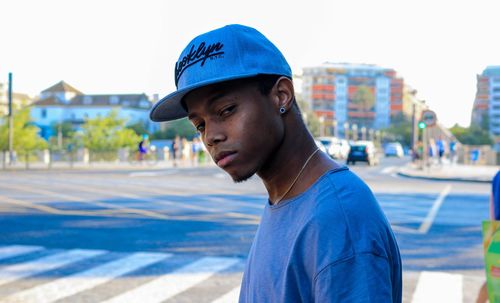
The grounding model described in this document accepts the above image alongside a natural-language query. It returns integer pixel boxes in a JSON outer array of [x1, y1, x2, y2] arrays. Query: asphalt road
[[0, 157, 491, 302]]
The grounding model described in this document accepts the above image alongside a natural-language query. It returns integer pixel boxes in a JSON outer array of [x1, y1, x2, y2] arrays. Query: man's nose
[[205, 124, 226, 146]]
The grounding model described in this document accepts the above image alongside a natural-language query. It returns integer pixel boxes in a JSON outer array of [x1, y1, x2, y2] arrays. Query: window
[[83, 96, 92, 105], [110, 96, 119, 105]]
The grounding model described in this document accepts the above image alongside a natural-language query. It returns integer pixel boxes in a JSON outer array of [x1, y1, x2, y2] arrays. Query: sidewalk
[[0, 160, 216, 171], [398, 162, 499, 183]]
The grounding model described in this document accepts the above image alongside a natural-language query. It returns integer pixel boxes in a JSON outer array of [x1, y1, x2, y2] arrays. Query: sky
[[0, 0, 499, 128]]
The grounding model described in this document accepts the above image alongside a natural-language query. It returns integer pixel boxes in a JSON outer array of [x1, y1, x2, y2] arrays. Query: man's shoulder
[[316, 167, 374, 204]]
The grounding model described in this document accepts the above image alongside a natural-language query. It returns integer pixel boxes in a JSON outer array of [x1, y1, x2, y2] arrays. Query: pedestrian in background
[[477, 170, 500, 303], [149, 24, 402, 302], [171, 135, 180, 167], [191, 137, 202, 166]]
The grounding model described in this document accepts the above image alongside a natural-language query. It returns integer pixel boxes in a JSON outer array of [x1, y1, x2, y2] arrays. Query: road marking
[[212, 286, 241, 303], [412, 271, 462, 303], [418, 185, 452, 234], [1, 252, 171, 303], [0, 185, 171, 220], [0, 245, 44, 261], [129, 171, 176, 177], [381, 166, 396, 174], [0, 249, 105, 287], [101, 257, 240, 303]]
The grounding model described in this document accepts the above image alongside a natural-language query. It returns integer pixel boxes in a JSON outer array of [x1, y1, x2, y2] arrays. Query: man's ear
[[273, 77, 295, 114]]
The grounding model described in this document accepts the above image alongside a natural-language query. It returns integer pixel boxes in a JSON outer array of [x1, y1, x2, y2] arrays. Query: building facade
[[471, 66, 500, 150], [0, 82, 33, 117], [302, 63, 404, 137], [30, 81, 158, 139]]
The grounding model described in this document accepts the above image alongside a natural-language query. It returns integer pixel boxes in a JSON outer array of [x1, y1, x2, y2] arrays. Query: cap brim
[[150, 72, 272, 122]]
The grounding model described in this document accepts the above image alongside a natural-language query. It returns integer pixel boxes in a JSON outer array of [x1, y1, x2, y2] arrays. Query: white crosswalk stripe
[[0, 245, 44, 261], [412, 271, 463, 303], [101, 257, 240, 303], [1, 252, 171, 303], [0, 244, 483, 303], [0, 248, 105, 287], [212, 286, 241, 303]]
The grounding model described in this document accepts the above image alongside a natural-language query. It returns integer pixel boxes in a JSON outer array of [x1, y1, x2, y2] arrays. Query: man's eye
[[196, 123, 205, 132], [220, 105, 236, 116]]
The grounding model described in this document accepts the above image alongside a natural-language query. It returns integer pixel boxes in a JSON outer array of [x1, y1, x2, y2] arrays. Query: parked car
[[314, 139, 328, 154], [384, 142, 404, 157], [317, 137, 351, 160], [346, 140, 379, 166], [338, 138, 351, 159], [318, 137, 341, 159]]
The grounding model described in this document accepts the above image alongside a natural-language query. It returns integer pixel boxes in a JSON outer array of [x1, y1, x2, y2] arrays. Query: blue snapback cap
[[150, 24, 292, 122]]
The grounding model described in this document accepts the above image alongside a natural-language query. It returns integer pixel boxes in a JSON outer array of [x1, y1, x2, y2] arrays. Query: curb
[[397, 171, 492, 184]]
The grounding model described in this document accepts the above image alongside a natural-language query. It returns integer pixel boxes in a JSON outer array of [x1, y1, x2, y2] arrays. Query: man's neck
[[257, 121, 333, 204]]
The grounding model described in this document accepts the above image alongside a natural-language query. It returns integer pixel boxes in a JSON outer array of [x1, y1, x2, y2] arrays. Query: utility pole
[[8, 72, 14, 165], [411, 103, 416, 152]]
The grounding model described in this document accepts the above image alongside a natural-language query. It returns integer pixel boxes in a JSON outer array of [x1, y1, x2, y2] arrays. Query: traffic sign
[[421, 110, 437, 127]]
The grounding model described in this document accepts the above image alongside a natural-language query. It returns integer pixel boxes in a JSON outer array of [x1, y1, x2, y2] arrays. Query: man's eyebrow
[[187, 91, 229, 120]]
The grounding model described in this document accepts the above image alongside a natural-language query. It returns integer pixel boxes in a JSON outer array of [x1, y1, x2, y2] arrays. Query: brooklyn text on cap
[[149, 24, 292, 122]]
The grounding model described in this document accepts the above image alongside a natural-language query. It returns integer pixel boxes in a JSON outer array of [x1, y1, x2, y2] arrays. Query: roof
[[31, 96, 66, 106], [13, 92, 32, 100], [41, 81, 83, 95], [69, 94, 151, 109]]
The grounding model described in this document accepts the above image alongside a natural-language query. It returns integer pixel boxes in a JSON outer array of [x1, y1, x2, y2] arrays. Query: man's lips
[[214, 151, 237, 168]]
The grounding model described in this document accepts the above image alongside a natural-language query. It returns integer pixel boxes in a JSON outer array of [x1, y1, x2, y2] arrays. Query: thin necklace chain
[[273, 148, 320, 205]]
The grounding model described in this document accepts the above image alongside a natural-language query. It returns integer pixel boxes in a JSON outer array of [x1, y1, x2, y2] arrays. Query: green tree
[[80, 111, 141, 160], [0, 108, 47, 158], [382, 120, 412, 147], [49, 121, 76, 151], [126, 121, 150, 137], [351, 85, 375, 112], [296, 97, 320, 137], [450, 124, 492, 145], [151, 118, 196, 140], [51, 121, 75, 140]]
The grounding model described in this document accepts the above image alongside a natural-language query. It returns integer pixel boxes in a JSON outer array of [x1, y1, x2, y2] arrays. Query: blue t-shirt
[[492, 170, 500, 220], [239, 167, 402, 303]]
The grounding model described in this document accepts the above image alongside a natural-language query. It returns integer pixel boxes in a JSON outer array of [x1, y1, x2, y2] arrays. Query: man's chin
[[226, 169, 255, 183]]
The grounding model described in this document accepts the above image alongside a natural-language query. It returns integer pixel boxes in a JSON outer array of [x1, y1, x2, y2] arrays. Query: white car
[[314, 139, 328, 154], [338, 139, 350, 159], [317, 137, 339, 158], [384, 142, 404, 157]]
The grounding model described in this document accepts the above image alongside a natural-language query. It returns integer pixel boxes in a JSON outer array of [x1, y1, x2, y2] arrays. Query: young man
[[150, 24, 402, 302]]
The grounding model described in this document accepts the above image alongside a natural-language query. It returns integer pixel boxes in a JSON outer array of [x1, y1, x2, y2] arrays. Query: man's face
[[185, 80, 283, 182]]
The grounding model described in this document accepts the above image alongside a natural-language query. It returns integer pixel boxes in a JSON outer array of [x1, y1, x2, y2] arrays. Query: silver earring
[[279, 107, 286, 114]]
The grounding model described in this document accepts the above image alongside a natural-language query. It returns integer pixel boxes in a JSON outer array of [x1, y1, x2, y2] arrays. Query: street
[[0, 157, 491, 302]]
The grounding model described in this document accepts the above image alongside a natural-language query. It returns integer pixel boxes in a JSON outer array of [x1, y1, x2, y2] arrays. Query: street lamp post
[[352, 124, 358, 141], [319, 116, 325, 137], [343, 122, 349, 140], [8, 72, 14, 166]]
